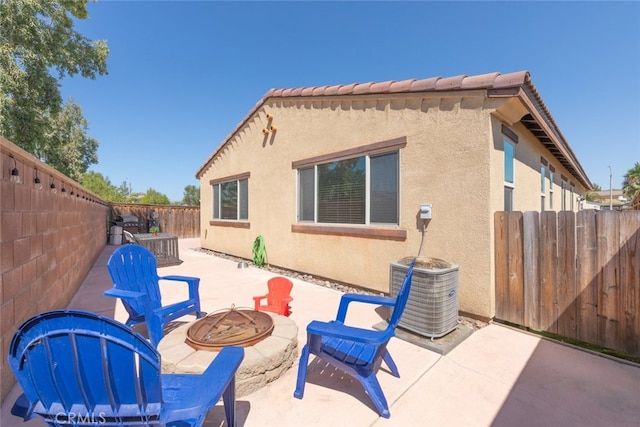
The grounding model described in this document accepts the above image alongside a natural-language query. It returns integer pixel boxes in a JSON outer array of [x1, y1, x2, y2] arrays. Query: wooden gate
[[494, 210, 640, 356]]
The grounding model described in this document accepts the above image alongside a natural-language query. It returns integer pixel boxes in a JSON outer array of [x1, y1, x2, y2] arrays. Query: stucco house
[[196, 70, 591, 321]]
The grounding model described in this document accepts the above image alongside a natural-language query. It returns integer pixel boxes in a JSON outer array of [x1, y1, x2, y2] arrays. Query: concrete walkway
[[3, 239, 640, 426]]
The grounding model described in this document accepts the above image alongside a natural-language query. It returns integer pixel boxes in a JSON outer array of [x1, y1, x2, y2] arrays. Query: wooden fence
[[495, 210, 640, 356], [110, 203, 200, 238]]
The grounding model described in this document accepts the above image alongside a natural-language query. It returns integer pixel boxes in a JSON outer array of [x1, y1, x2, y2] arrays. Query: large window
[[298, 151, 399, 225], [212, 174, 249, 221], [503, 139, 515, 212]]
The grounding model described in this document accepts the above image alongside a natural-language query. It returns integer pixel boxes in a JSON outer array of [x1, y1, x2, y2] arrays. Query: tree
[[0, 0, 108, 170], [80, 171, 133, 202], [182, 184, 200, 205], [584, 182, 603, 202], [138, 188, 170, 205], [41, 99, 98, 180], [622, 162, 640, 201]]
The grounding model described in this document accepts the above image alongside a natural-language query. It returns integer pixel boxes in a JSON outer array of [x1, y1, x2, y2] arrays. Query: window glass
[[298, 168, 315, 221], [541, 166, 546, 212], [239, 179, 248, 220], [549, 172, 554, 210], [504, 187, 513, 212], [570, 184, 575, 211], [213, 185, 220, 219], [504, 140, 514, 183], [317, 157, 366, 224], [220, 181, 238, 219], [370, 152, 399, 224]]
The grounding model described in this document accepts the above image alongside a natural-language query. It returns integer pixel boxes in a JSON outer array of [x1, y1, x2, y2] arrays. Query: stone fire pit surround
[[158, 312, 298, 397]]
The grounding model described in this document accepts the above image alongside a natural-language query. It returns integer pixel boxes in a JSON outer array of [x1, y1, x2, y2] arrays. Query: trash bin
[[109, 225, 123, 245]]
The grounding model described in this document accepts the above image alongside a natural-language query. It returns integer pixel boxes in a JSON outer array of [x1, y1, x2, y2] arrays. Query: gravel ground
[[192, 247, 488, 332]]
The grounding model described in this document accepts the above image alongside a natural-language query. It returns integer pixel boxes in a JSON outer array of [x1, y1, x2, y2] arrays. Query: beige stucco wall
[[199, 91, 586, 320], [488, 118, 588, 215]]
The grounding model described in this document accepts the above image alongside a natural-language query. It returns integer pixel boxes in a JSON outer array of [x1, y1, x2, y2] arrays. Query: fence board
[[557, 211, 577, 338], [597, 211, 620, 349], [619, 212, 640, 354], [576, 210, 598, 344], [110, 204, 200, 238], [540, 212, 558, 333], [523, 211, 540, 329], [494, 212, 508, 321], [507, 212, 524, 324]]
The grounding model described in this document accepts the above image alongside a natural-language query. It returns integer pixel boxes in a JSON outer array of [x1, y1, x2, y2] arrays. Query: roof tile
[[312, 86, 329, 96], [434, 74, 467, 90], [410, 77, 440, 91], [460, 72, 501, 89], [388, 79, 417, 93], [336, 83, 357, 95], [352, 82, 375, 95], [370, 80, 395, 93], [324, 84, 342, 96], [493, 70, 529, 89], [300, 87, 315, 96]]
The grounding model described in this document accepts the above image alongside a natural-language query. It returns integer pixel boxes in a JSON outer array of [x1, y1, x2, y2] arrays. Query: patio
[[2, 238, 640, 426]]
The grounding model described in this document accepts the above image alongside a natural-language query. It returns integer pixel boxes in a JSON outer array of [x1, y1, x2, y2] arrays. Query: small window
[[570, 183, 575, 211], [504, 139, 515, 212], [504, 186, 514, 212], [541, 165, 546, 211], [504, 140, 514, 184], [549, 171, 554, 210], [212, 176, 249, 221]]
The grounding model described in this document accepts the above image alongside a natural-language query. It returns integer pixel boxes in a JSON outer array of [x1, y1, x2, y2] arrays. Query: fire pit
[[158, 308, 298, 397], [186, 306, 274, 351]]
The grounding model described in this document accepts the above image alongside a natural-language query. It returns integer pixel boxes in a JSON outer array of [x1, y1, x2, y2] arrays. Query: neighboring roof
[[593, 189, 629, 208], [196, 71, 591, 189]]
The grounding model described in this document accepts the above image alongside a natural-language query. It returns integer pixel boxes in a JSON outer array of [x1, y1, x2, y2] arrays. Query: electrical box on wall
[[419, 204, 432, 219]]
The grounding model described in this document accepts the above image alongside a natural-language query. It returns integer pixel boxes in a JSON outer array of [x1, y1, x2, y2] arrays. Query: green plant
[[149, 225, 159, 233], [252, 235, 268, 267]]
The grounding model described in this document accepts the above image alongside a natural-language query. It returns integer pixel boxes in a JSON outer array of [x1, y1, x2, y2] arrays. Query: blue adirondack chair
[[105, 245, 205, 348], [294, 258, 416, 418], [8, 309, 244, 427]]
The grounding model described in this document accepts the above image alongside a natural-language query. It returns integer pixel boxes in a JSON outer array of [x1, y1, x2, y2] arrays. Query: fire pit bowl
[[186, 307, 274, 351]]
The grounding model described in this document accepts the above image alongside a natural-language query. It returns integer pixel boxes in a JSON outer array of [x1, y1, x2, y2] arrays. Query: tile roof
[[196, 71, 591, 189]]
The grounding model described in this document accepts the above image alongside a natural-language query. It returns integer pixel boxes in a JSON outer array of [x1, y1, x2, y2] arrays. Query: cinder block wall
[[1, 138, 109, 402]]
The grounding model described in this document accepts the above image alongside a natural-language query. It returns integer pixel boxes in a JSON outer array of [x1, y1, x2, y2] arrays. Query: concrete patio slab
[[2, 238, 640, 426]]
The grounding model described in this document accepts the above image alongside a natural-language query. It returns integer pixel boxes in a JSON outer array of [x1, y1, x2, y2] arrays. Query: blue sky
[[61, 1, 640, 202]]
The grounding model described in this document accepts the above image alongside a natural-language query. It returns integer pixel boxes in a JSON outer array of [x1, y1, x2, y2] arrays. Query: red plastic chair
[[253, 276, 293, 316]]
